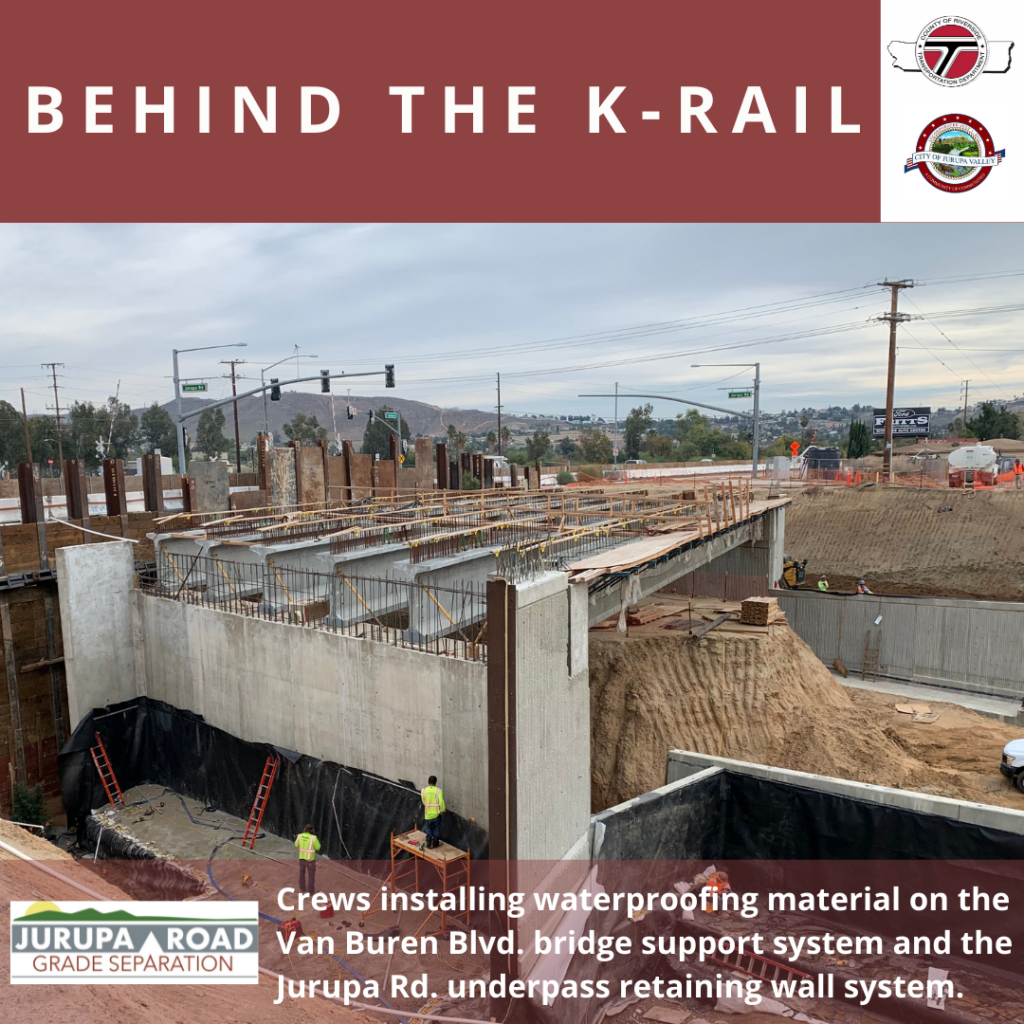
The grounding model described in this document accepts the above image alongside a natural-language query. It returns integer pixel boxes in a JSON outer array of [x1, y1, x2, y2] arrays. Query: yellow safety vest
[[421, 785, 445, 820], [295, 832, 320, 861]]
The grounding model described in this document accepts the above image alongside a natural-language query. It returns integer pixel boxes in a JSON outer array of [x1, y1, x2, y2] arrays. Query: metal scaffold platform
[[362, 829, 471, 938]]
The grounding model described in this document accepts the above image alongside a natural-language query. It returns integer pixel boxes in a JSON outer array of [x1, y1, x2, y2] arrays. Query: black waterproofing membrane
[[538, 770, 1024, 1024], [59, 696, 488, 862], [594, 769, 1024, 860]]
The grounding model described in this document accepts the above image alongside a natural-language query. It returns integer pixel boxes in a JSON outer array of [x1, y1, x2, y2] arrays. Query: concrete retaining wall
[[56, 541, 138, 729], [776, 588, 1024, 700], [513, 573, 591, 861], [131, 590, 489, 822]]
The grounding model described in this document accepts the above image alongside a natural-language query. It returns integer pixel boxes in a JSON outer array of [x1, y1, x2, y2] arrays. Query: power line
[[903, 293, 1012, 401]]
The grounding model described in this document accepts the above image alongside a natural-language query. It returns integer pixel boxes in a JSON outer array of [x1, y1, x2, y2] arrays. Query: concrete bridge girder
[[586, 507, 784, 626], [395, 548, 495, 643]]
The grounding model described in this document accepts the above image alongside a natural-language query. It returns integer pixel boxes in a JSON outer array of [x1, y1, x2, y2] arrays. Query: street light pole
[[260, 353, 319, 438], [691, 362, 762, 480], [172, 342, 247, 473]]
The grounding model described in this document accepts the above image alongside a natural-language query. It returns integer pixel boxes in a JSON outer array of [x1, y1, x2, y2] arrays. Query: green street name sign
[[728, 390, 752, 399], [181, 382, 207, 393], [383, 411, 398, 419]]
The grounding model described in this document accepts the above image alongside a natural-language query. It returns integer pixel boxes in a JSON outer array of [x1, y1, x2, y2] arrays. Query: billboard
[[872, 407, 931, 438]]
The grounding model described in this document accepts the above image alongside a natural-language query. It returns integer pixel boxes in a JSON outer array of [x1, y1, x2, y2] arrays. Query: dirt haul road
[[782, 486, 1024, 601], [589, 622, 1024, 812]]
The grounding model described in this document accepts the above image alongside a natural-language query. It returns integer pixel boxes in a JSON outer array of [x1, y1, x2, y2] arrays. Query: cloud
[[0, 223, 1021, 419]]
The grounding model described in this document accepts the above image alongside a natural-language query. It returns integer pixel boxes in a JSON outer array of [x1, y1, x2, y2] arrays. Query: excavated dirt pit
[[782, 485, 1024, 600], [589, 598, 1024, 811]]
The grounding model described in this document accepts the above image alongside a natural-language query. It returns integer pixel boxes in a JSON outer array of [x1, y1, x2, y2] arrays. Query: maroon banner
[[0, 1, 880, 222]]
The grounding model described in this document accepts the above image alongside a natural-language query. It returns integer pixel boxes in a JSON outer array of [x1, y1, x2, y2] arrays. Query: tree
[[195, 407, 229, 460], [968, 402, 1022, 442], [0, 400, 28, 472], [847, 419, 871, 459], [674, 408, 750, 461], [140, 403, 178, 459], [361, 407, 411, 459], [525, 429, 551, 462], [283, 412, 328, 447], [65, 401, 105, 469], [557, 436, 576, 462], [486, 430, 497, 452], [623, 404, 654, 460], [645, 432, 674, 459], [575, 427, 613, 464], [104, 397, 139, 461], [500, 426, 511, 450]]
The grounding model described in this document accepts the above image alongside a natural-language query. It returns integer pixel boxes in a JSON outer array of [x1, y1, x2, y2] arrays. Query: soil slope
[[589, 623, 1024, 811], [782, 486, 1024, 600]]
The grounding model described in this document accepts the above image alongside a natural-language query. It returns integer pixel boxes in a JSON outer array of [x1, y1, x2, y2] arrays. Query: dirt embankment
[[783, 486, 1024, 601], [589, 623, 1024, 812]]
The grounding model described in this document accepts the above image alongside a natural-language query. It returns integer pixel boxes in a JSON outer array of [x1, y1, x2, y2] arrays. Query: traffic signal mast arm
[[177, 368, 393, 424], [578, 393, 754, 420]]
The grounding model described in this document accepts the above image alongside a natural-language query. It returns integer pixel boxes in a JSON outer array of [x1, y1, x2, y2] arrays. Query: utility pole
[[876, 280, 914, 482], [960, 380, 972, 438], [496, 373, 502, 457], [42, 362, 65, 470], [614, 382, 619, 466], [20, 388, 33, 464], [221, 359, 246, 472]]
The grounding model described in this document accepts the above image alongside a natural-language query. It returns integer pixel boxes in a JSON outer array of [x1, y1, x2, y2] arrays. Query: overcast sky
[[1, 223, 1021, 424]]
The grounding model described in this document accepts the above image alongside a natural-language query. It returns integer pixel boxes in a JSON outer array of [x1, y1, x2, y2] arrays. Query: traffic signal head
[[368, 409, 375, 424], [346, 405, 354, 420], [385, 364, 395, 388], [321, 369, 330, 394], [270, 378, 281, 402]]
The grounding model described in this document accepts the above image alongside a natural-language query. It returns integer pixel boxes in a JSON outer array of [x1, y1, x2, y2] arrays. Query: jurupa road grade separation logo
[[888, 16, 1014, 85], [905, 114, 1004, 193], [10, 901, 260, 984]]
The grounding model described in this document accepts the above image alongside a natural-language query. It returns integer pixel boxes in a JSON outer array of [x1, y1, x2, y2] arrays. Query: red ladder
[[89, 733, 125, 808], [242, 756, 280, 848]]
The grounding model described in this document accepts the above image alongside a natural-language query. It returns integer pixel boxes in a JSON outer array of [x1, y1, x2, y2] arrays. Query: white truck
[[1000, 739, 1024, 794]]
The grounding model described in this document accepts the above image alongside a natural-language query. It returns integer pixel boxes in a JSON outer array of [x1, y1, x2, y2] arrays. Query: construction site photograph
[[2, 221, 1024, 1024]]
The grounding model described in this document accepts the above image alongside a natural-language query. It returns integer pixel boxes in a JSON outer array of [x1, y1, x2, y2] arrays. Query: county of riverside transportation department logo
[[10, 900, 260, 985], [888, 16, 1014, 84], [905, 114, 1005, 193]]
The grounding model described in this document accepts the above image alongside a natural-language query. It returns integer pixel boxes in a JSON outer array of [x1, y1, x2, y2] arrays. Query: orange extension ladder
[[90, 733, 126, 808], [242, 756, 280, 849]]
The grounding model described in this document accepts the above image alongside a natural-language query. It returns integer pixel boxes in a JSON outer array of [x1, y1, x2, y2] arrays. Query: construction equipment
[[242, 755, 280, 848], [948, 445, 997, 489], [1000, 739, 1024, 794], [89, 733, 125, 808], [779, 556, 807, 588]]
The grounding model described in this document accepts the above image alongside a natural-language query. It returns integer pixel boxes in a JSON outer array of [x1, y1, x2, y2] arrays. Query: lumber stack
[[739, 596, 783, 626], [626, 603, 676, 626]]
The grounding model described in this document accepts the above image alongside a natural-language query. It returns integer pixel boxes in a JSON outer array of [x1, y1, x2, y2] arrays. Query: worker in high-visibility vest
[[1015, 458, 1023, 489], [421, 775, 446, 849], [295, 823, 321, 893]]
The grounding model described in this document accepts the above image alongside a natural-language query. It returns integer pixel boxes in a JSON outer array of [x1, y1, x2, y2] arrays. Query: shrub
[[462, 475, 481, 490], [13, 782, 46, 826], [556, 471, 575, 485]]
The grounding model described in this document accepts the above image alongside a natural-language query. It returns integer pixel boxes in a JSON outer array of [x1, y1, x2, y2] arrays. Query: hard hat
[[859, 580, 865, 584]]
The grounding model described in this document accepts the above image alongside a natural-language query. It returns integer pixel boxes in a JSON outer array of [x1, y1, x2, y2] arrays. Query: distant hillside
[[153, 393, 562, 445]]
